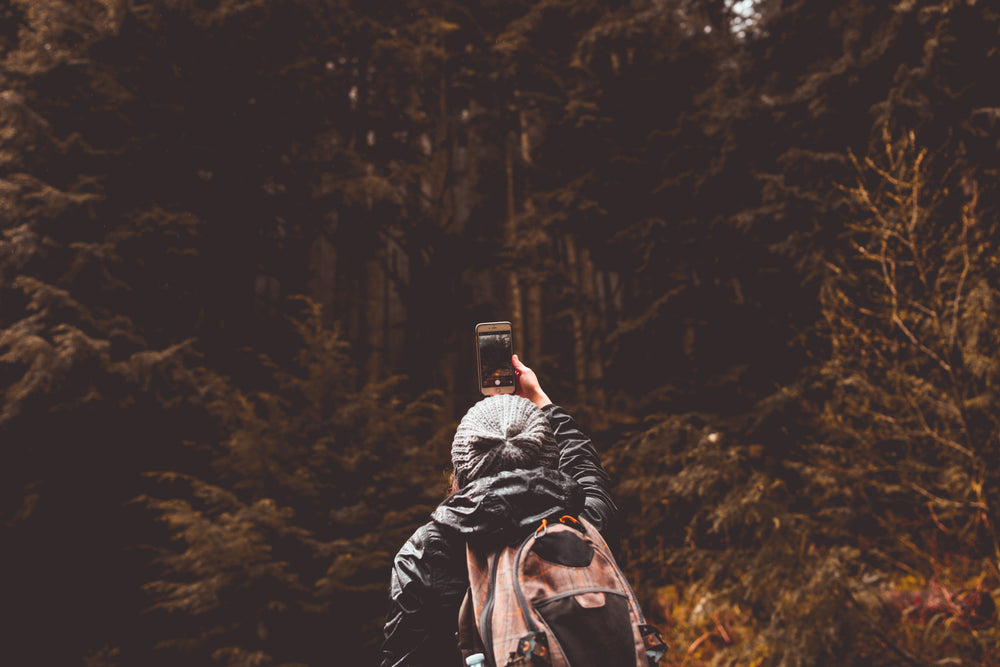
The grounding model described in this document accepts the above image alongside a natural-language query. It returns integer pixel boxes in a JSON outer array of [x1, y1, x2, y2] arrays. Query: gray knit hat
[[452, 394, 558, 489]]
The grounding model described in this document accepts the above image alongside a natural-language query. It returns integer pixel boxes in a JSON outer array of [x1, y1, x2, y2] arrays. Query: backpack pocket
[[534, 589, 636, 667]]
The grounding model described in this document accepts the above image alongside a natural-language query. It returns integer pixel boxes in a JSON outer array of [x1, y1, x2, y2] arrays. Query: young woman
[[379, 356, 617, 667]]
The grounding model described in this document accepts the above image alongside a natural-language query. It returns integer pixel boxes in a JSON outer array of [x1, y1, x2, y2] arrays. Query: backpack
[[458, 514, 667, 667]]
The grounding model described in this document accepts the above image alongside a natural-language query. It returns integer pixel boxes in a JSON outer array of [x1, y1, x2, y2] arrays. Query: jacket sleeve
[[380, 527, 433, 667], [542, 404, 618, 535], [379, 525, 464, 667]]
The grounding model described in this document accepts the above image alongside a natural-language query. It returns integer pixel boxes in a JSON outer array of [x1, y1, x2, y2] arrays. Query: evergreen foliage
[[140, 300, 446, 666], [816, 128, 1000, 664]]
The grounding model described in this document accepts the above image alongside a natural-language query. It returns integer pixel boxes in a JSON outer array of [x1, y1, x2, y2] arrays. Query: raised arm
[[513, 355, 617, 533], [544, 404, 617, 533]]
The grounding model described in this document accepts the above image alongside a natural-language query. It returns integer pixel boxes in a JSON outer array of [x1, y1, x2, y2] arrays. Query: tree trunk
[[580, 247, 605, 407], [308, 231, 337, 328], [505, 128, 524, 348], [564, 235, 587, 394], [527, 281, 543, 364], [365, 252, 386, 383], [519, 113, 544, 363]]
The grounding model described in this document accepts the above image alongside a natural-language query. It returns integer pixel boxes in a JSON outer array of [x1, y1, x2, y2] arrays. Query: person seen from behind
[[378, 355, 617, 666]]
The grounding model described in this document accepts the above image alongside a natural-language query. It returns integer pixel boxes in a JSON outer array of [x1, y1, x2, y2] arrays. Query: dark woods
[[1, 1, 998, 665]]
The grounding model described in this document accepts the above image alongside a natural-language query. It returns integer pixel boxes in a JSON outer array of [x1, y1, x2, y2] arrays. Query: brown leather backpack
[[458, 515, 667, 667]]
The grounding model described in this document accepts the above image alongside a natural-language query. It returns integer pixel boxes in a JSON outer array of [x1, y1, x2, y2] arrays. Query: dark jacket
[[378, 404, 617, 667]]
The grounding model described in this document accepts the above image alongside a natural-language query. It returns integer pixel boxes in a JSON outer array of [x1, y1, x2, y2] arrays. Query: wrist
[[530, 391, 551, 409]]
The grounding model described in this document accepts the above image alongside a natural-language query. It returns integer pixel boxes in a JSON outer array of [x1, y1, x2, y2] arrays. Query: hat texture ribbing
[[452, 394, 557, 488]]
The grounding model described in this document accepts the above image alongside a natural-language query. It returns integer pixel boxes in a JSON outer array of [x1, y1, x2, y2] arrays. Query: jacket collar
[[431, 467, 585, 549]]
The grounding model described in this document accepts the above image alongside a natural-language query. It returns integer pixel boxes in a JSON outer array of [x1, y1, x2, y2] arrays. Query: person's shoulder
[[397, 520, 435, 556], [392, 519, 467, 599], [397, 519, 463, 563]]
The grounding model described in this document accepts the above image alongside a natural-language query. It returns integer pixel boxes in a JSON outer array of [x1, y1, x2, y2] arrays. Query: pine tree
[[0, 2, 230, 663], [814, 128, 1000, 664], [141, 299, 447, 666]]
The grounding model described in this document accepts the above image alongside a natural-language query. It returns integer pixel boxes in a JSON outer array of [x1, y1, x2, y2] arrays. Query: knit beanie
[[451, 394, 558, 489]]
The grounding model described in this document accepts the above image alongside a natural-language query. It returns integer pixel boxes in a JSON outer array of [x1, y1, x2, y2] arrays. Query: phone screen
[[478, 330, 514, 390]]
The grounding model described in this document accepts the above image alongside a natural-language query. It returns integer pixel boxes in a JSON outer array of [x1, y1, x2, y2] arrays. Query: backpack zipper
[[479, 551, 501, 665], [511, 531, 541, 634]]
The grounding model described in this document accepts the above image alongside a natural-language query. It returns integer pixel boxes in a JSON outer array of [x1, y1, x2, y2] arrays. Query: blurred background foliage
[[1, 0, 999, 665]]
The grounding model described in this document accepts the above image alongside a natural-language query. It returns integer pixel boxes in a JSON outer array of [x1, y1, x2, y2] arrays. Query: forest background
[[2, 0, 999, 665]]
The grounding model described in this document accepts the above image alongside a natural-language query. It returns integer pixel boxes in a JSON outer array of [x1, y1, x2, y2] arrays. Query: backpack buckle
[[640, 624, 668, 665], [557, 515, 586, 534], [506, 632, 550, 666]]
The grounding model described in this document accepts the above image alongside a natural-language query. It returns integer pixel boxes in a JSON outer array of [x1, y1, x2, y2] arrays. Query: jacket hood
[[431, 467, 585, 549]]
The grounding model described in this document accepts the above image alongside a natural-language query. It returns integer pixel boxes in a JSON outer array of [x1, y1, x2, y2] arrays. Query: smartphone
[[475, 321, 515, 395]]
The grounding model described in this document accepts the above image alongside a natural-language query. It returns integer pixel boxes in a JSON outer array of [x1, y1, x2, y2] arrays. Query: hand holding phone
[[512, 355, 551, 408], [475, 321, 515, 395]]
